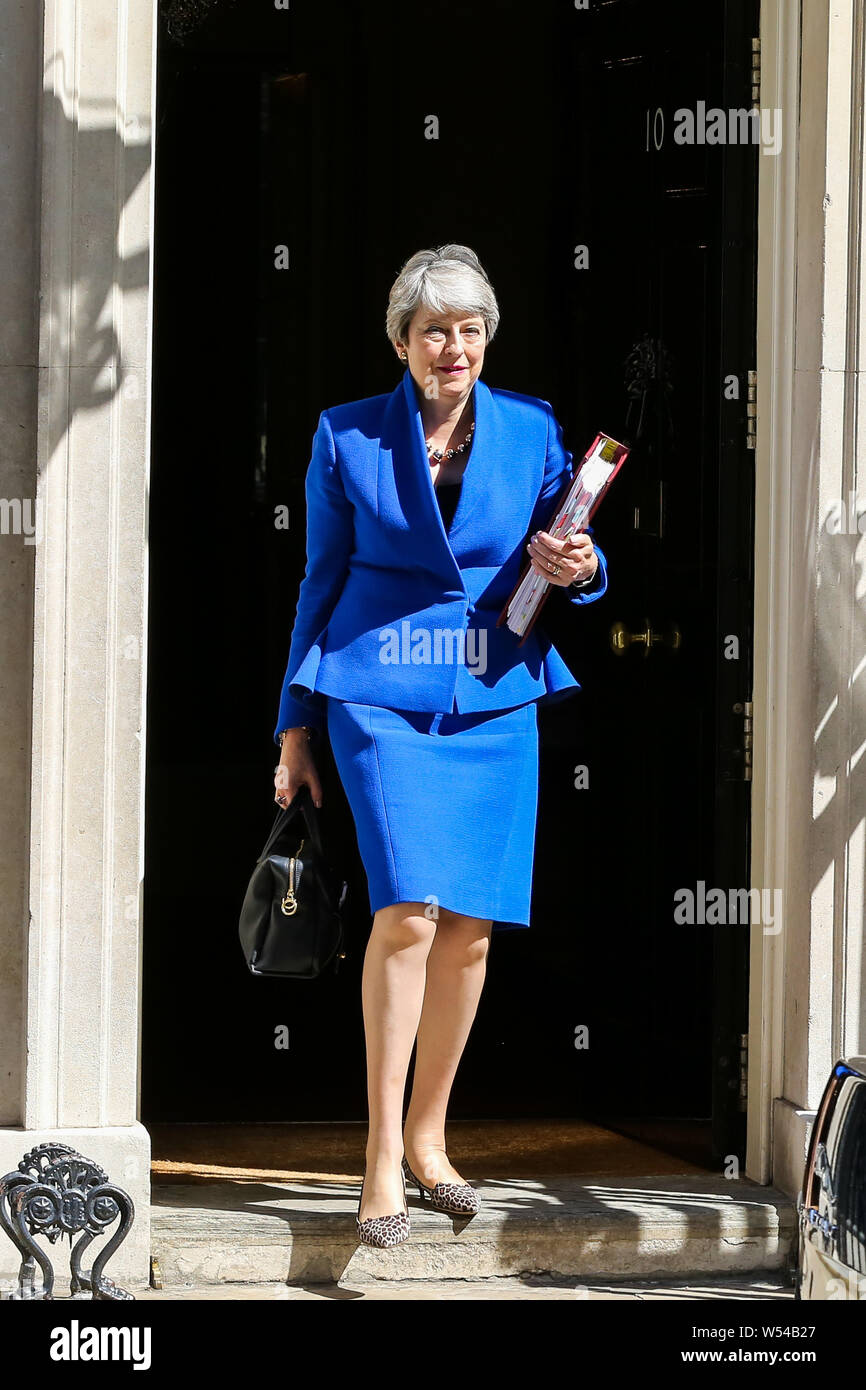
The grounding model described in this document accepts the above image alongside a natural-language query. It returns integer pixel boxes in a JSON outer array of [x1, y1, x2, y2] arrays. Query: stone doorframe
[[749, 0, 866, 1191], [0, 0, 157, 1287], [1, 0, 861, 1291]]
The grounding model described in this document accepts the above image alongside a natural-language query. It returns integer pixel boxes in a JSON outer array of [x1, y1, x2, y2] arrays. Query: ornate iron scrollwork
[[159, 0, 242, 42], [0, 1143, 134, 1300], [623, 333, 675, 443]]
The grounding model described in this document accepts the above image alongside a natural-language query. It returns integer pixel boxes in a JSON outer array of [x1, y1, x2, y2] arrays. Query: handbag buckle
[[280, 838, 304, 916]]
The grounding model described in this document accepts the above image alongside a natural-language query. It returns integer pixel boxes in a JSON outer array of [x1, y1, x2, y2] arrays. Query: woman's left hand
[[527, 529, 598, 586]]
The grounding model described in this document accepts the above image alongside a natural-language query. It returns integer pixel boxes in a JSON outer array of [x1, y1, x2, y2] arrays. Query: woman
[[273, 245, 608, 1247]]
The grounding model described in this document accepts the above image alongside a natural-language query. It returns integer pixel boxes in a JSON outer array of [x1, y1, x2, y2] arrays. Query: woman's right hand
[[274, 728, 323, 809]]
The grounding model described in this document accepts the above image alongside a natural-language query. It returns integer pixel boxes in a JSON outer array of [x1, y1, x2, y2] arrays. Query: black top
[[434, 480, 462, 533], [434, 477, 601, 592]]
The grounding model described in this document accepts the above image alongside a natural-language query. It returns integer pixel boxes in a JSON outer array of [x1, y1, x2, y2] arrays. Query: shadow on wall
[[37, 81, 150, 467], [815, 449, 866, 1039]]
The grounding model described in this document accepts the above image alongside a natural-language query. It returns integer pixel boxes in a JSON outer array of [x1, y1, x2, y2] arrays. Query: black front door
[[145, 0, 756, 1161]]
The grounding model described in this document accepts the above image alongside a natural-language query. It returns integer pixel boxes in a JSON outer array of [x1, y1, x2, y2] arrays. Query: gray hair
[[385, 244, 500, 348]]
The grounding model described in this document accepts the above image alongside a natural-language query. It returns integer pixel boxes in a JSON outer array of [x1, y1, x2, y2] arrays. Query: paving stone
[[138, 1273, 795, 1301]]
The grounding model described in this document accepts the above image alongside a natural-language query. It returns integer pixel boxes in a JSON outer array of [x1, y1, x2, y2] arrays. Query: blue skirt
[[325, 697, 539, 932]]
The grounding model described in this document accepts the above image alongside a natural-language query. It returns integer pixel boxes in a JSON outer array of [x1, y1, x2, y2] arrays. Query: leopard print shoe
[[401, 1156, 480, 1216], [356, 1165, 410, 1248]]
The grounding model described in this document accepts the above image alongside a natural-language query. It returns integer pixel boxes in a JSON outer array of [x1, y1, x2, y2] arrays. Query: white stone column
[[0, 0, 41, 1136], [751, 0, 866, 1194], [0, 0, 157, 1289]]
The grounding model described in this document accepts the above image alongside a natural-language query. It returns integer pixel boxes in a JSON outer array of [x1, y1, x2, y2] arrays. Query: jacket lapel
[[395, 367, 497, 572], [444, 372, 495, 544]]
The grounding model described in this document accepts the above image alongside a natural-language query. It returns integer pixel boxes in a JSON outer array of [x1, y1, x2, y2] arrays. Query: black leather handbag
[[238, 786, 348, 978]]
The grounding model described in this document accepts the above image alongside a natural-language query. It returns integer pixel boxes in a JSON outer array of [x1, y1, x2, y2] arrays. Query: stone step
[[150, 1173, 797, 1287]]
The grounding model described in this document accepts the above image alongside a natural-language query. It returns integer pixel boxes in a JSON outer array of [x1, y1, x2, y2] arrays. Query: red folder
[[497, 431, 630, 645]]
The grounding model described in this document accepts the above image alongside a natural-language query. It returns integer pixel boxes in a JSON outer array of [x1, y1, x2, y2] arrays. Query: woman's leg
[[359, 901, 437, 1222], [403, 907, 493, 1187]]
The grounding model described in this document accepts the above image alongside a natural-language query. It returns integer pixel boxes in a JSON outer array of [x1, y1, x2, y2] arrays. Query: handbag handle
[[259, 785, 325, 863]]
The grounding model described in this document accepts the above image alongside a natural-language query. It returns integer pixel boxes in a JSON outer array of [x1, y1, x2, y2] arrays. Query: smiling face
[[396, 304, 487, 404]]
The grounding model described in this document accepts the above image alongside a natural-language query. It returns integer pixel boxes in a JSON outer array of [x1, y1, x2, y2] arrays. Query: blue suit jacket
[[274, 369, 609, 742]]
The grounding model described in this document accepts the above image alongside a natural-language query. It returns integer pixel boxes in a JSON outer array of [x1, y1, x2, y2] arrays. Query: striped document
[[501, 431, 630, 641]]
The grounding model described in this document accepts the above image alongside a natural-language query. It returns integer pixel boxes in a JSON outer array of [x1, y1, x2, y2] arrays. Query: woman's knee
[[434, 908, 492, 963], [372, 901, 438, 951]]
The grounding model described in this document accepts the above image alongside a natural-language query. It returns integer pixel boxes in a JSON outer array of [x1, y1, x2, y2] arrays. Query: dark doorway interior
[[144, 0, 757, 1162]]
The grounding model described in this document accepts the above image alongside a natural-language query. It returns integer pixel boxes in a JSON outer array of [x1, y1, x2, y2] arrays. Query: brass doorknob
[[609, 618, 682, 657]]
